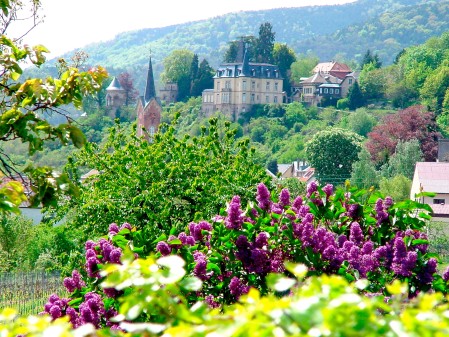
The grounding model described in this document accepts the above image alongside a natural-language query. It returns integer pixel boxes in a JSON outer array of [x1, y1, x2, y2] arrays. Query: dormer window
[[251, 69, 256, 77], [267, 69, 271, 77]]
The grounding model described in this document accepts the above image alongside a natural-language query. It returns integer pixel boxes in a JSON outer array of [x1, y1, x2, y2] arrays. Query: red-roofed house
[[410, 162, 449, 222], [312, 61, 353, 79]]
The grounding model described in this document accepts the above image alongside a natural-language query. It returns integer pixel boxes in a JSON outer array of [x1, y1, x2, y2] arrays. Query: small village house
[[410, 162, 449, 222]]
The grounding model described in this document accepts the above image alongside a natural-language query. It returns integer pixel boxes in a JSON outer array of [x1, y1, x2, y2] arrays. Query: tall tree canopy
[[305, 128, 363, 185], [161, 49, 194, 101], [272, 42, 296, 94], [255, 22, 275, 63]]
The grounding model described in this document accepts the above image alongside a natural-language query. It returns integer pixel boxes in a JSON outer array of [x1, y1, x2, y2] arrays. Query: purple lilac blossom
[[347, 204, 359, 218], [120, 222, 132, 231], [229, 277, 250, 299], [279, 188, 290, 207], [256, 183, 271, 211], [205, 295, 220, 309], [306, 181, 317, 198], [63, 270, 86, 293], [322, 184, 334, 198], [349, 222, 364, 246], [292, 196, 303, 213], [108, 223, 119, 235], [225, 196, 243, 229], [156, 241, 172, 256]]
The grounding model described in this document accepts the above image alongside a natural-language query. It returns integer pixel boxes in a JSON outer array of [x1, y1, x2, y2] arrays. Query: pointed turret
[[240, 44, 250, 77], [144, 57, 156, 103]]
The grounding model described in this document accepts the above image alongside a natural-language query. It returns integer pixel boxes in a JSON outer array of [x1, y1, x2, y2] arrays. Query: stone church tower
[[136, 58, 161, 141], [105, 77, 126, 117]]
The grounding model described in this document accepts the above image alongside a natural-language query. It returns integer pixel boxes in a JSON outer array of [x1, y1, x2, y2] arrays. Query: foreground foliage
[[4, 255, 449, 336]]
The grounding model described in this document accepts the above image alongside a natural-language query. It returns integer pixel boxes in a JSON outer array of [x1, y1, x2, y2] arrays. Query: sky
[[15, 0, 355, 59]]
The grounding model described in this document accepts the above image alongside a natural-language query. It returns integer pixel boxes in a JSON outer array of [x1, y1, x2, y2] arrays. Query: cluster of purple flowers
[[228, 277, 250, 299], [43, 292, 118, 329], [63, 270, 85, 293], [43, 294, 70, 320], [193, 251, 210, 281], [225, 195, 244, 229], [156, 224, 207, 256], [108, 222, 132, 236], [85, 238, 122, 278]]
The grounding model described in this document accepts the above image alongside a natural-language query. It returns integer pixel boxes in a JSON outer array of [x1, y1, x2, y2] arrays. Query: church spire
[[144, 57, 156, 103]]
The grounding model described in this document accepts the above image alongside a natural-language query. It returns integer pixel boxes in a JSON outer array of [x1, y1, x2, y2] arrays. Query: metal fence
[[0, 271, 66, 316]]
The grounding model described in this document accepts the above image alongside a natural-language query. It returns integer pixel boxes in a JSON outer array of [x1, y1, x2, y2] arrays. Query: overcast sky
[[15, 0, 355, 58]]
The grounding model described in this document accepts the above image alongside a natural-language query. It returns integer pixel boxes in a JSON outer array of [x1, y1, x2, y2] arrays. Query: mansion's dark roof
[[214, 62, 282, 80]]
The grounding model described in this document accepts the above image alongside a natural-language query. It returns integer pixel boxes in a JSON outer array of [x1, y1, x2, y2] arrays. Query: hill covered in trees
[[37, 0, 449, 93]]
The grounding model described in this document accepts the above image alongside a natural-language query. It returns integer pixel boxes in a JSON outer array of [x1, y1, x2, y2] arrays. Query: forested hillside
[[32, 0, 439, 92]]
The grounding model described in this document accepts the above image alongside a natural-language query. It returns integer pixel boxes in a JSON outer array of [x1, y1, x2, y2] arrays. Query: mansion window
[[217, 82, 220, 90], [324, 88, 328, 94], [251, 81, 256, 90], [266, 82, 270, 91], [222, 92, 230, 103], [274, 82, 278, 92], [349, 79, 353, 85], [267, 70, 271, 77], [242, 93, 247, 103], [274, 96, 278, 103], [265, 95, 269, 103], [275, 71, 279, 78], [434, 199, 445, 205], [242, 81, 247, 90], [330, 88, 334, 94], [225, 81, 231, 89], [336, 89, 340, 94], [251, 94, 255, 103]]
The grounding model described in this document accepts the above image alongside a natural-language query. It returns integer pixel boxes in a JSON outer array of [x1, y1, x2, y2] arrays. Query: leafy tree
[[223, 36, 257, 63], [190, 59, 214, 97], [0, 1, 107, 212], [346, 81, 365, 110], [358, 63, 386, 100], [118, 72, 138, 106], [223, 40, 239, 62], [255, 22, 275, 63], [350, 147, 379, 189], [361, 49, 382, 69], [189, 54, 199, 83], [379, 174, 412, 202], [341, 108, 376, 137], [272, 43, 296, 93], [49, 117, 272, 241], [366, 105, 440, 164], [290, 54, 319, 83], [305, 128, 363, 184], [267, 159, 278, 175], [419, 62, 449, 114], [381, 139, 423, 180], [161, 49, 194, 101], [282, 102, 308, 129]]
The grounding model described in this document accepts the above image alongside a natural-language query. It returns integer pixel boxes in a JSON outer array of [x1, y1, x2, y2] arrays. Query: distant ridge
[[36, 0, 447, 92]]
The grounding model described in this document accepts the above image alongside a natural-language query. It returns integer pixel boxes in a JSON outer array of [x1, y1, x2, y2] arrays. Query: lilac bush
[[154, 182, 444, 305], [43, 182, 447, 329]]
